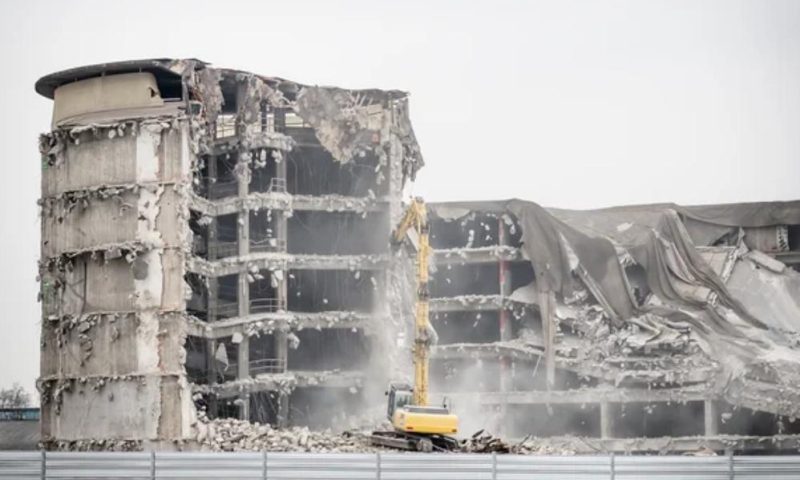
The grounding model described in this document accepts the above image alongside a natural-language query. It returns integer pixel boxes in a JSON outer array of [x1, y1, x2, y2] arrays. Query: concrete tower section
[[35, 59, 422, 449]]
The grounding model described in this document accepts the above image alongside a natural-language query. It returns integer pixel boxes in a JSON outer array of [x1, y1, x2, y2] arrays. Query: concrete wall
[[42, 187, 184, 257], [42, 126, 185, 196], [40, 312, 186, 378], [38, 109, 195, 445], [40, 374, 194, 441]]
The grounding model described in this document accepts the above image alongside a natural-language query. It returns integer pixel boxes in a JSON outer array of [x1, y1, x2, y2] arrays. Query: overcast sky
[[0, 0, 798, 398]]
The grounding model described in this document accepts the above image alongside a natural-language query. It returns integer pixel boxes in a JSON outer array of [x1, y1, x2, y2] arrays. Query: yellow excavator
[[370, 198, 459, 452]]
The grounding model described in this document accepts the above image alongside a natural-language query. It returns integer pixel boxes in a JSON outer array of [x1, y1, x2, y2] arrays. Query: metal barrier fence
[[1, 452, 799, 479]]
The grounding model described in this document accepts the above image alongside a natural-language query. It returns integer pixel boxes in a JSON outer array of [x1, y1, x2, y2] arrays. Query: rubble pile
[[459, 430, 577, 455], [197, 417, 379, 453], [513, 437, 579, 455], [197, 417, 578, 455], [460, 430, 511, 453], [42, 439, 142, 452]]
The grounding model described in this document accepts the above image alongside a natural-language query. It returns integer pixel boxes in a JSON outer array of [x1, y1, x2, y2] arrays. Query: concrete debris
[[294, 87, 381, 165], [196, 417, 380, 453], [286, 332, 300, 349], [188, 252, 388, 279], [460, 430, 577, 455], [197, 418, 577, 456], [218, 311, 379, 338], [193, 68, 223, 123], [214, 344, 229, 368], [42, 439, 143, 452]]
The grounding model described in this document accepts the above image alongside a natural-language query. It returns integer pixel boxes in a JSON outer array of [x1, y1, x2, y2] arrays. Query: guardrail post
[[40, 450, 46, 480], [491, 452, 497, 480], [150, 451, 156, 480], [610, 452, 615, 480], [263, 451, 267, 480], [376, 452, 382, 480], [728, 451, 734, 480]]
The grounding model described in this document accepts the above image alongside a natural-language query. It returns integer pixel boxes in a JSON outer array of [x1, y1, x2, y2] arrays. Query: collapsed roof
[[432, 199, 800, 417]]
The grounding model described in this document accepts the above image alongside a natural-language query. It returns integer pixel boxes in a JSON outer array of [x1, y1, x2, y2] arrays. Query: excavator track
[[370, 430, 459, 452]]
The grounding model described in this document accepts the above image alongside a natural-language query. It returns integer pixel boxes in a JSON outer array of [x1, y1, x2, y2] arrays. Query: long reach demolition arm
[[391, 197, 432, 407]]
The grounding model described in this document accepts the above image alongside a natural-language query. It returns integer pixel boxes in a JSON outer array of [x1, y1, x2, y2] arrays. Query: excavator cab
[[386, 383, 413, 419]]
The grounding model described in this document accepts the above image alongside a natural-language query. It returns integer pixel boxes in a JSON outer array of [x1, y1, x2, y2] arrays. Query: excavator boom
[[391, 198, 432, 407], [372, 198, 459, 452]]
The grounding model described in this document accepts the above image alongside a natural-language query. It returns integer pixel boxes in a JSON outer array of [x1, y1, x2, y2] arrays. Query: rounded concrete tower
[[37, 60, 199, 449]]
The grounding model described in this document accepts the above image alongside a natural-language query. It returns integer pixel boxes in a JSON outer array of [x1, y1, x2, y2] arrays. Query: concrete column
[[206, 339, 218, 418], [275, 211, 287, 249], [274, 149, 288, 309], [274, 330, 289, 427], [207, 143, 218, 199], [235, 81, 250, 139], [207, 143, 219, 256], [237, 172, 250, 198], [238, 210, 250, 256], [207, 278, 219, 323], [498, 218, 513, 344], [275, 135, 288, 194], [498, 218, 512, 435], [600, 402, 614, 439], [537, 289, 556, 389], [238, 272, 250, 318], [385, 105, 404, 226], [234, 74, 251, 322], [207, 151, 220, 323], [237, 335, 250, 420], [276, 392, 290, 428], [208, 219, 219, 261], [237, 335, 250, 380], [704, 400, 719, 436], [274, 330, 288, 370], [274, 108, 286, 133], [237, 213, 250, 318], [273, 108, 290, 428], [277, 265, 288, 312]]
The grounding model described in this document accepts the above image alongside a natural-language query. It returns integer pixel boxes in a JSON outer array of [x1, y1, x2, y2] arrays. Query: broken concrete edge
[[37, 64, 416, 243], [37, 373, 181, 414], [430, 294, 537, 313], [39, 182, 174, 219], [188, 310, 386, 340], [187, 253, 390, 278], [440, 384, 715, 405], [39, 242, 153, 272], [434, 245, 523, 264], [193, 370, 364, 398], [40, 118, 182, 170], [432, 340, 717, 386], [187, 191, 389, 217], [186, 61, 423, 180]]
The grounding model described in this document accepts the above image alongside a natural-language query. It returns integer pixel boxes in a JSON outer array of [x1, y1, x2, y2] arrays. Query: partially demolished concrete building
[[35, 58, 800, 453], [426, 201, 800, 452], [36, 58, 419, 449]]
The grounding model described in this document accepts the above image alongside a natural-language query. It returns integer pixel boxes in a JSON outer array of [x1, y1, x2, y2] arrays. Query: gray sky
[[1, 0, 798, 398]]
